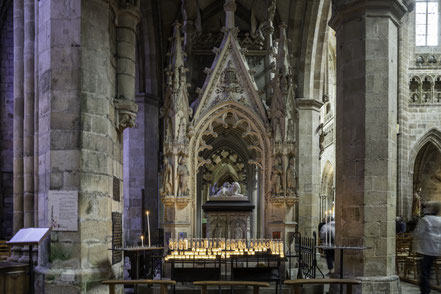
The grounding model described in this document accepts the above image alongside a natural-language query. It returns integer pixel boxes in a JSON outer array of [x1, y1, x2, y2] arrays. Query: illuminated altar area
[[159, 0, 298, 248]]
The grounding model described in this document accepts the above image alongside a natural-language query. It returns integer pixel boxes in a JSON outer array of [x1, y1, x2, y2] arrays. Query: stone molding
[[413, 54, 441, 68], [161, 195, 191, 209], [330, 0, 408, 30], [409, 74, 441, 105], [296, 98, 323, 111]]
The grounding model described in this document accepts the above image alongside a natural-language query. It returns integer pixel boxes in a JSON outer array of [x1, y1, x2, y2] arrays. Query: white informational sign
[[48, 190, 78, 231]]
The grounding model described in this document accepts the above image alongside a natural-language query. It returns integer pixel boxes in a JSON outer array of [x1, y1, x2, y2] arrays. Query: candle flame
[[141, 235, 144, 239], [146, 210, 149, 215]]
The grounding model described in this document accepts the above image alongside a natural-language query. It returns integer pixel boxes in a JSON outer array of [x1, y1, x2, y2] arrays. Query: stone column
[[13, 0, 24, 235], [115, 2, 140, 131], [330, 1, 409, 292], [296, 98, 322, 237], [10, 0, 24, 263], [23, 0, 34, 229]]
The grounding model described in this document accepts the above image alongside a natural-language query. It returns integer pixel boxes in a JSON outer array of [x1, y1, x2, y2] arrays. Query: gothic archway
[[189, 101, 271, 237], [413, 141, 441, 203], [320, 161, 334, 220]]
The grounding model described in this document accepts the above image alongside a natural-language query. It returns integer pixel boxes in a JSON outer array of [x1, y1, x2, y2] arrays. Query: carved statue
[[233, 221, 244, 239], [177, 118, 187, 142], [287, 157, 297, 194], [214, 182, 244, 197], [287, 119, 294, 141], [211, 222, 222, 238], [177, 156, 189, 196], [412, 187, 423, 218], [271, 156, 283, 195], [267, 0, 277, 23], [161, 157, 173, 196]]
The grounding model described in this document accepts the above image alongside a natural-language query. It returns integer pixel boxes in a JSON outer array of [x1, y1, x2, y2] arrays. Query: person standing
[[320, 217, 335, 275], [414, 201, 441, 294]]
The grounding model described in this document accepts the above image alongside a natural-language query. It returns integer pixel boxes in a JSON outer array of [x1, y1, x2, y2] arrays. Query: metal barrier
[[286, 232, 323, 279]]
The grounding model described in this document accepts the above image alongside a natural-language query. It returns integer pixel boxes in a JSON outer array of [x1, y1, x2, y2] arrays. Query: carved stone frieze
[[413, 54, 441, 68], [160, 195, 191, 209], [409, 74, 441, 105]]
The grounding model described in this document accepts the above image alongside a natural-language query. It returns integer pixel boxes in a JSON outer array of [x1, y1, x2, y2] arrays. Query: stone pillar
[[115, 2, 140, 131], [33, 0, 141, 292], [13, 0, 24, 235], [23, 0, 34, 229], [296, 98, 322, 237], [330, 1, 409, 292], [11, 0, 24, 263]]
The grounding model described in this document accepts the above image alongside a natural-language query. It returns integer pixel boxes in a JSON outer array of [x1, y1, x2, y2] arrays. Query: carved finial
[[276, 22, 290, 75], [212, 47, 220, 54], [224, 0, 236, 29], [170, 21, 184, 68]]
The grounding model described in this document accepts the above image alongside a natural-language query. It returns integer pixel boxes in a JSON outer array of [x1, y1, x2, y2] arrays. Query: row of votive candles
[[165, 238, 285, 260]]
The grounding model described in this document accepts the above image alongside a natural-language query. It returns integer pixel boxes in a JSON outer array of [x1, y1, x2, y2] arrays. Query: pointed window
[[416, 0, 439, 46]]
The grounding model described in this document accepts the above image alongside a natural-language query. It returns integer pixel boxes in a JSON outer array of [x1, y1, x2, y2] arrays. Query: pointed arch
[[292, 0, 332, 100], [188, 101, 271, 235], [409, 128, 441, 176], [320, 160, 334, 196]]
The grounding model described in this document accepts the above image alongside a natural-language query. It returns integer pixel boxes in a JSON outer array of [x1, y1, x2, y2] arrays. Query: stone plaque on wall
[[48, 190, 78, 231], [112, 212, 123, 264]]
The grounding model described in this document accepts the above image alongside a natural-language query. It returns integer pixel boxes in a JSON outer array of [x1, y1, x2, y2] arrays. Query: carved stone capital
[[296, 98, 323, 111], [269, 196, 286, 207], [285, 196, 299, 207], [115, 98, 138, 131], [160, 195, 191, 209], [330, 0, 409, 31]]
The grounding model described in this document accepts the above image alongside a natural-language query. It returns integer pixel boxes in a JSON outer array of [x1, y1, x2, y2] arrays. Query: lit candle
[[146, 210, 151, 247], [141, 235, 144, 247]]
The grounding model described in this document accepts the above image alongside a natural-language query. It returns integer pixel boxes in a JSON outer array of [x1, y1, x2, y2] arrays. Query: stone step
[[131, 284, 324, 294]]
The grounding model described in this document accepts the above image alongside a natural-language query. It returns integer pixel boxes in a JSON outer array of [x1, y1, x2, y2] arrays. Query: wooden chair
[[0, 241, 11, 261], [434, 257, 441, 285], [396, 234, 411, 276], [102, 279, 176, 294], [405, 241, 422, 279], [284, 278, 361, 294], [193, 281, 270, 294]]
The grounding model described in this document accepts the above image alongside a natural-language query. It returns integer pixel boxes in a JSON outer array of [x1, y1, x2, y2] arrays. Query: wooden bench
[[284, 278, 361, 294], [193, 281, 270, 294], [102, 279, 176, 294]]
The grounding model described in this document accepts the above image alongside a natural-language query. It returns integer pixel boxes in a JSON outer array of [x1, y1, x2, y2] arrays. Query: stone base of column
[[35, 265, 122, 294], [329, 275, 400, 294], [358, 275, 401, 294]]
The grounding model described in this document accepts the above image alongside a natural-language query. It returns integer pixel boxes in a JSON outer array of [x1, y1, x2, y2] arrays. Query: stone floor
[[400, 281, 420, 293], [134, 281, 430, 293]]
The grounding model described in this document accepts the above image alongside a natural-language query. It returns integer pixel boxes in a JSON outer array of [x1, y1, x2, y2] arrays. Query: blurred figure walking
[[414, 201, 441, 294], [320, 217, 335, 275]]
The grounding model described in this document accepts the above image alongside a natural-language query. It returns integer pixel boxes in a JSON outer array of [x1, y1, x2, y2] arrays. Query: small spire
[[276, 23, 290, 75], [170, 21, 184, 68], [224, 0, 236, 29]]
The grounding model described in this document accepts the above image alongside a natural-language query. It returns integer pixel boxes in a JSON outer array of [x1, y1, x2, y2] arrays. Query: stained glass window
[[416, 0, 439, 46]]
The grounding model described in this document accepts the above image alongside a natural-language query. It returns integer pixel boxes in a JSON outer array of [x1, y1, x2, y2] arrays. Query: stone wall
[[0, 3, 13, 240], [398, 8, 441, 217], [397, 11, 412, 219]]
